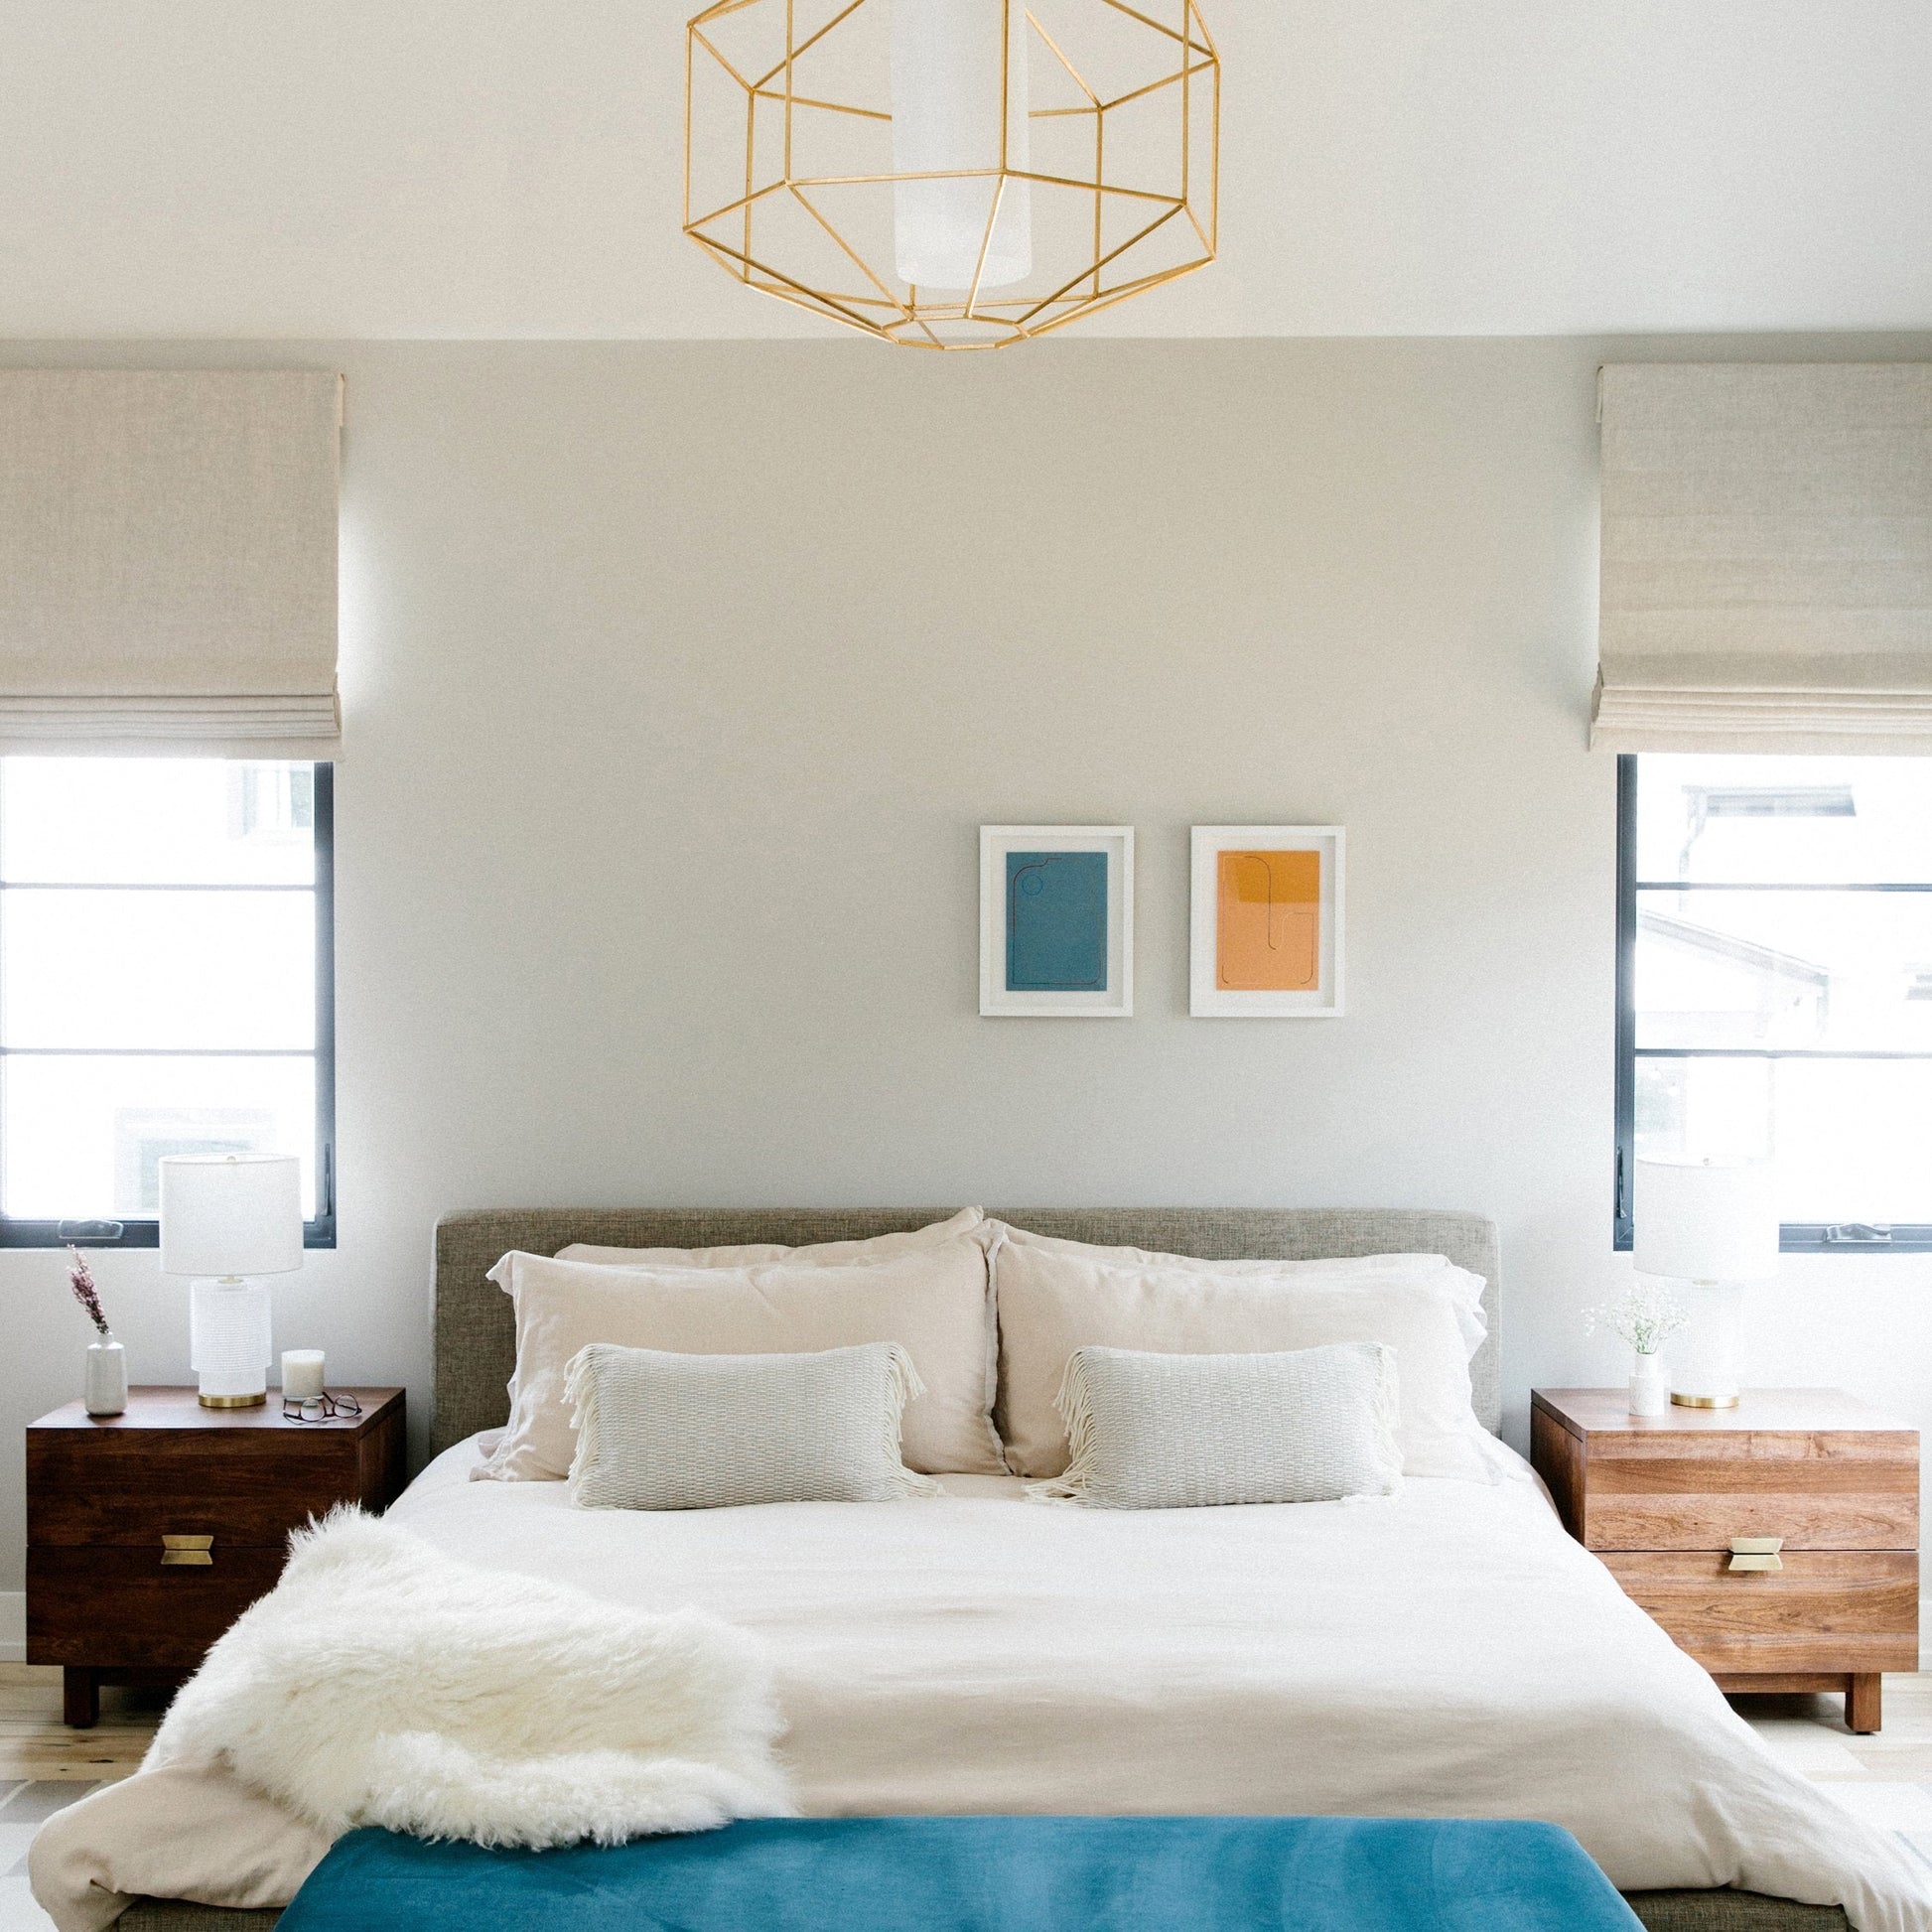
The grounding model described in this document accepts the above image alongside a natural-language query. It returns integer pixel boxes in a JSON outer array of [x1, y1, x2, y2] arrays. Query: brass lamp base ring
[[1671, 1392, 1740, 1410], [199, 1392, 267, 1409]]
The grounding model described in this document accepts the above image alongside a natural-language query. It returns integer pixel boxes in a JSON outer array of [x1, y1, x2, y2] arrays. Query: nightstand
[[27, 1386, 405, 1727], [1531, 1388, 1918, 1732]]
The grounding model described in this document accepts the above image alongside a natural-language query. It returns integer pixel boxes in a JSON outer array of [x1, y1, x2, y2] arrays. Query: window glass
[[3, 891, 314, 1051], [1, 1054, 318, 1220], [0, 759, 315, 886], [1634, 891, 1932, 1053], [0, 759, 330, 1240], [1634, 1056, 1932, 1226], [1634, 754, 1932, 886], [1621, 753, 1932, 1247]]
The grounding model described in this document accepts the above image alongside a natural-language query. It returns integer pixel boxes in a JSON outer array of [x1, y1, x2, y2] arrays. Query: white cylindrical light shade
[[891, 0, 1032, 289], [1634, 1159, 1780, 1282], [160, 1155, 304, 1278]]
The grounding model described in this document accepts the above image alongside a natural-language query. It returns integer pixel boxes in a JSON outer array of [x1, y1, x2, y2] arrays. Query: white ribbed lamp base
[[191, 1277, 272, 1408], [1668, 1280, 1745, 1409]]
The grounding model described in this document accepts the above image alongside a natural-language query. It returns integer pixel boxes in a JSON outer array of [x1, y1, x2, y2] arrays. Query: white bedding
[[35, 1435, 1932, 1932]]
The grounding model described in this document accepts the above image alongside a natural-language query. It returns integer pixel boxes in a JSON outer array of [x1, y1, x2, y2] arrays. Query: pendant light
[[684, 0, 1219, 349]]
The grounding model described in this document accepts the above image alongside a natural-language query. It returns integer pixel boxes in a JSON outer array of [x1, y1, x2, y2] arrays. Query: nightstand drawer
[[1599, 1549, 1920, 1675], [27, 1432, 376, 1547], [26, 1545, 287, 1669], [1574, 1435, 1917, 1553]]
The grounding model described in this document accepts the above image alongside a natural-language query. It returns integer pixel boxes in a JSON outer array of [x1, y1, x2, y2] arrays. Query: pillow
[[992, 1222, 1489, 1360], [477, 1236, 1005, 1480], [558, 1208, 984, 1269], [1033, 1342, 1402, 1509], [566, 1341, 939, 1509], [992, 1240, 1491, 1481]]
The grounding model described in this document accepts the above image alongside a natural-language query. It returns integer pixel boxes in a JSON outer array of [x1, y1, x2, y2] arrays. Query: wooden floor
[[0, 1665, 162, 1783]]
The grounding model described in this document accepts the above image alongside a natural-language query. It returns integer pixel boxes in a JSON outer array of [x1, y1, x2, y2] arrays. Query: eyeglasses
[[282, 1392, 362, 1425]]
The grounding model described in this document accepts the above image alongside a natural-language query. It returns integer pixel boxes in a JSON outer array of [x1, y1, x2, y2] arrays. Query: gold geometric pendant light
[[684, 0, 1219, 349]]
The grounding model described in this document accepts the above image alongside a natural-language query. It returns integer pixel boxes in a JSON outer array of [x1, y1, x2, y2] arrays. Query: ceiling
[[2, 1, 1929, 341]]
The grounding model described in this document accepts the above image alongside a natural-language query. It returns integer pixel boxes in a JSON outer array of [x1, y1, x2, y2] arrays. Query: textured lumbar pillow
[[566, 1340, 941, 1509], [1031, 1342, 1403, 1509]]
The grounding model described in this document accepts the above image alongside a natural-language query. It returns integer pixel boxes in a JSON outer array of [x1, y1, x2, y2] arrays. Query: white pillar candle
[[281, 1349, 326, 1400]]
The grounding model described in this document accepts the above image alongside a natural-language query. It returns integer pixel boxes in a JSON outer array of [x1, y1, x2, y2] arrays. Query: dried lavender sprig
[[66, 1245, 112, 1338]]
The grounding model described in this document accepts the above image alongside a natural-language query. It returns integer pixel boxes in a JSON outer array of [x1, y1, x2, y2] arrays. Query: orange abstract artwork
[[1216, 850, 1321, 992]]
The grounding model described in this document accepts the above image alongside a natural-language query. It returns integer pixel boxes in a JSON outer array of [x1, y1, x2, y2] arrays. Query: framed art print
[[980, 827, 1134, 1017], [1190, 826, 1344, 1017]]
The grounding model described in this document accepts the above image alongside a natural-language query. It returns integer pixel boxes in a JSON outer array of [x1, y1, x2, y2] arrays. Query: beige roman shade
[[0, 370, 342, 757], [1592, 362, 1932, 754]]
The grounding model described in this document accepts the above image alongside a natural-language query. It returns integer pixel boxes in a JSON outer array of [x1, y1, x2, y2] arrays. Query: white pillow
[[478, 1234, 1005, 1481], [566, 1342, 939, 1509], [558, 1208, 984, 1270], [992, 1223, 1488, 1360], [992, 1239, 1491, 1481], [1035, 1342, 1403, 1509]]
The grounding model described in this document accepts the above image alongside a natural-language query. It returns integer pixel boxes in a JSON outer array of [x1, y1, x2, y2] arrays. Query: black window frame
[[0, 760, 336, 1251], [1614, 752, 1932, 1256]]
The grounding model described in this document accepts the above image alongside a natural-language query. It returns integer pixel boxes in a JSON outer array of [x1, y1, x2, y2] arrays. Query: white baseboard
[[0, 1589, 22, 1663]]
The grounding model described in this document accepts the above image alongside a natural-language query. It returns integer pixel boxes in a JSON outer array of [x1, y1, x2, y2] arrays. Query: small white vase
[[1628, 1351, 1670, 1419], [84, 1333, 127, 1417]]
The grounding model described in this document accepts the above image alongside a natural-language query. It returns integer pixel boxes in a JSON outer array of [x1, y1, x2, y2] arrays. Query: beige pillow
[[478, 1236, 1004, 1480], [992, 1238, 1491, 1481], [992, 1222, 1488, 1359], [558, 1207, 984, 1269]]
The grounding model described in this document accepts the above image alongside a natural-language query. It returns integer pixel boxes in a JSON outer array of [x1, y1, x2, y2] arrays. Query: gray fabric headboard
[[431, 1207, 1502, 1455]]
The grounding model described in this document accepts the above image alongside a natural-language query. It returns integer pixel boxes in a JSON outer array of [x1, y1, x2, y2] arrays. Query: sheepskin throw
[[144, 1510, 794, 1849]]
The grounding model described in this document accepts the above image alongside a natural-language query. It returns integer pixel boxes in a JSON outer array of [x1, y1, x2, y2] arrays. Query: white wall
[[4, 336, 1930, 1615]]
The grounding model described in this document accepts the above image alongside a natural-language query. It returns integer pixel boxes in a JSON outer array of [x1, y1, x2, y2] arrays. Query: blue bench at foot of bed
[[277, 1814, 1642, 1932]]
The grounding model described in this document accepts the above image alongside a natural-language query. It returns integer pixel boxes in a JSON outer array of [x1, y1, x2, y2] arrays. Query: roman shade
[[0, 370, 342, 757], [1591, 362, 1932, 754]]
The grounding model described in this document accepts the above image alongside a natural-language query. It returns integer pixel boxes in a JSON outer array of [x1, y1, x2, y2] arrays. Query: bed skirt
[[113, 1891, 1854, 1930]]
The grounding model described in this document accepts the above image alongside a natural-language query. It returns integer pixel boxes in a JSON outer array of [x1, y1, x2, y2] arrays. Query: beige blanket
[[34, 1438, 1932, 1932]]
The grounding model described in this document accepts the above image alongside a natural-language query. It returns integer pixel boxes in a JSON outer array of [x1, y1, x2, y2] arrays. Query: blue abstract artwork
[[1006, 851, 1109, 992]]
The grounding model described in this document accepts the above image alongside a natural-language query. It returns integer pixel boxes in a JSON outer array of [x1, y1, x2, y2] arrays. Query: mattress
[[36, 1439, 1931, 1932]]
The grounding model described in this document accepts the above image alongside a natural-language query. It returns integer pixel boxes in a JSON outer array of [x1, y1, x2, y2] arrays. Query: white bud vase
[[85, 1333, 127, 1418], [1628, 1351, 1670, 1419]]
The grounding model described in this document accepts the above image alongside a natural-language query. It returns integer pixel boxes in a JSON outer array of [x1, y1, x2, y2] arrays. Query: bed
[[50, 1207, 1927, 1932]]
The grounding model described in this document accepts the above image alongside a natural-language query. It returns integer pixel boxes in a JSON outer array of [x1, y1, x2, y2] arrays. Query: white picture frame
[[1189, 825, 1344, 1018], [980, 826, 1134, 1018]]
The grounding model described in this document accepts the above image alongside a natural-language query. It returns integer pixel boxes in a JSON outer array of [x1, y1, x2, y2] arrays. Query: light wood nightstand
[[1531, 1387, 1919, 1732], [27, 1386, 405, 1727]]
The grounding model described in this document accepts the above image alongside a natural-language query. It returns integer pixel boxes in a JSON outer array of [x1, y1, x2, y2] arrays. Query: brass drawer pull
[[161, 1535, 213, 1567], [1728, 1536, 1783, 1574]]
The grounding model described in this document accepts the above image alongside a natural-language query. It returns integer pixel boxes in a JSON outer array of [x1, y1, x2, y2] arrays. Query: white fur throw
[[144, 1510, 794, 1849]]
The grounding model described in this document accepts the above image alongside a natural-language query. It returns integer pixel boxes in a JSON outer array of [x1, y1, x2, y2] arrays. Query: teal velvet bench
[[270, 1815, 1645, 1932]]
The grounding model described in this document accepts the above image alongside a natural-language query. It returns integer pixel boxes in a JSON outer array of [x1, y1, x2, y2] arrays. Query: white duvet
[[35, 1437, 1932, 1932]]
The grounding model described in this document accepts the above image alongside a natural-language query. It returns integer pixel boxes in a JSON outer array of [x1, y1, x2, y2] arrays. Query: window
[[0, 759, 334, 1248], [1615, 754, 1932, 1254]]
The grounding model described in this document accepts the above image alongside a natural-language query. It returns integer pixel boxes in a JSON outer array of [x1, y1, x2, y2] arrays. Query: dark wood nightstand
[[27, 1385, 405, 1726], [1531, 1388, 1918, 1732]]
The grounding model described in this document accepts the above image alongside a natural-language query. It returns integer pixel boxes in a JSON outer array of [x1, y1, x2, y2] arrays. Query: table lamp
[[159, 1154, 304, 1409], [1633, 1157, 1780, 1409]]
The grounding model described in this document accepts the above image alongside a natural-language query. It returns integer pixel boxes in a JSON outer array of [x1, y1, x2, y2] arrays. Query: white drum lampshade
[[1633, 1158, 1779, 1410], [159, 1155, 305, 1409]]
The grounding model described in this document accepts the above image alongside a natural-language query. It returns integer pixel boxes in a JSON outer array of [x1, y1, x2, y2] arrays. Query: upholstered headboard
[[431, 1207, 1502, 1454]]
